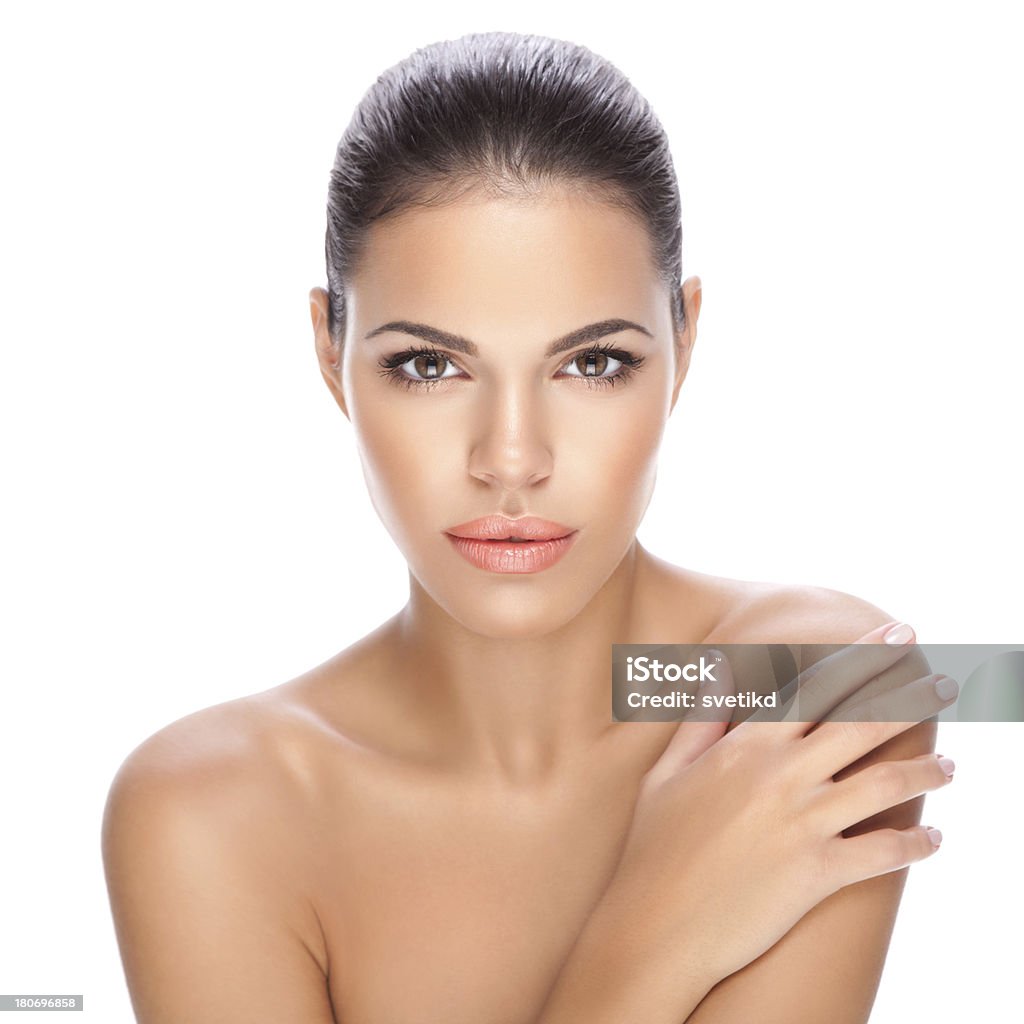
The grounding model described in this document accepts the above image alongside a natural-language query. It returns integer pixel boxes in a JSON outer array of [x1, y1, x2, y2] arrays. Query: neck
[[387, 540, 679, 782]]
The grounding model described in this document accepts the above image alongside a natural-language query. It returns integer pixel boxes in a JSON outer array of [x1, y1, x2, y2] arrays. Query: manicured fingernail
[[935, 676, 959, 700], [937, 756, 956, 778], [925, 826, 943, 847], [884, 622, 915, 645]]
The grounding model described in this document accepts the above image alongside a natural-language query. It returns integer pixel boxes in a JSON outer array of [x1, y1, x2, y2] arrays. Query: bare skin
[[102, 565, 937, 1024], [102, 188, 942, 1023]]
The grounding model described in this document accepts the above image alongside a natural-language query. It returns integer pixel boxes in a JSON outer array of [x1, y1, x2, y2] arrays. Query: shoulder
[[716, 580, 937, 787], [106, 695, 288, 793], [714, 578, 900, 644], [102, 694, 318, 872], [101, 697, 338, 1019], [640, 550, 899, 646], [101, 696, 335, 991]]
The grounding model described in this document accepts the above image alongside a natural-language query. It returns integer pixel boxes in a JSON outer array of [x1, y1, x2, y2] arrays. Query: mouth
[[444, 515, 579, 573], [445, 514, 575, 542]]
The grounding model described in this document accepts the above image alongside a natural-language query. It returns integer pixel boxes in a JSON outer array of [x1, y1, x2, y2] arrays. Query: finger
[[802, 708, 941, 782], [817, 752, 955, 835], [644, 650, 735, 785], [753, 621, 922, 734], [825, 672, 959, 725], [825, 823, 944, 889]]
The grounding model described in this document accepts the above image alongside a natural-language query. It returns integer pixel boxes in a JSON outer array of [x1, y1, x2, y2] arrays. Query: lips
[[446, 515, 575, 541], [444, 515, 579, 573]]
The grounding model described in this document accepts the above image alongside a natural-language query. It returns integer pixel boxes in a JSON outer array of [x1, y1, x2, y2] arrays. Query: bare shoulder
[[713, 577, 900, 644], [103, 692, 311, 822], [101, 692, 320, 922], [708, 576, 937, 782], [639, 550, 900, 645], [101, 636, 400, 850], [101, 696, 336, 1022]]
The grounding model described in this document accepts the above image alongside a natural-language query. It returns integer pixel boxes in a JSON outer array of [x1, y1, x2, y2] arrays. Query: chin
[[418, 572, 599, 641], [449, 604, 586, 641]]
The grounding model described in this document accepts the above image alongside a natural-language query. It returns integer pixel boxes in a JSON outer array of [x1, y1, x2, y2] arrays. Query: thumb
[[644, 649, 735, 786]]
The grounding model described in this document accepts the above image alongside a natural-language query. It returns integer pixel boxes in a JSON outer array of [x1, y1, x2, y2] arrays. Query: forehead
[[346, 190, 665, 333]]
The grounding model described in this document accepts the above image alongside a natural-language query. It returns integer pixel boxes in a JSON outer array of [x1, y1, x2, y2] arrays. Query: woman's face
[[313, 187, 700, 639]]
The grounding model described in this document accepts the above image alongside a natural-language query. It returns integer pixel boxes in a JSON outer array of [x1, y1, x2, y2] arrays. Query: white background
[[2, 1, 1020, 1020]]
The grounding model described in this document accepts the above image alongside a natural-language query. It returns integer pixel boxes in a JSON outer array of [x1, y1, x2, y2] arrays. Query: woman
[[102, 31, 957, 1023]]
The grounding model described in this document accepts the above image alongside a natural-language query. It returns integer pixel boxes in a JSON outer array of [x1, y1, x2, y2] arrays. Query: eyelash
[[375, 343, 646, 392]]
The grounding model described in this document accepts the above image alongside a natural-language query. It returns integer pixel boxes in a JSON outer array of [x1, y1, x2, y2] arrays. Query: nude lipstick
[[444, 515, 579, 574]]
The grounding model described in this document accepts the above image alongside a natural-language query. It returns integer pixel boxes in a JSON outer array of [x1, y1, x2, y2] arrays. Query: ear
[[669, 276, 701, 414], [309, 287, 349, 420]]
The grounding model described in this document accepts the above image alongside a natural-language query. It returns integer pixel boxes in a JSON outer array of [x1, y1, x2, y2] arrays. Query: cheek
[[352, 401, 440, 520], [555, 395, 666, 523], [349, 393, 461, 539]]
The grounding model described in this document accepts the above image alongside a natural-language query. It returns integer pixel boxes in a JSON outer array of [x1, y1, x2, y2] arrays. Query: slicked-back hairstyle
[[323, 31, 685, 345]]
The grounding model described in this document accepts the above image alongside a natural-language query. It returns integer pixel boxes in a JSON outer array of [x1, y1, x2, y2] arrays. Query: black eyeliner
[[376, 341, 646, 389]]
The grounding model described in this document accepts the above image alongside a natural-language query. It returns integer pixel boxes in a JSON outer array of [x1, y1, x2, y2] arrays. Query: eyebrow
[[363, 318, 653, 358]]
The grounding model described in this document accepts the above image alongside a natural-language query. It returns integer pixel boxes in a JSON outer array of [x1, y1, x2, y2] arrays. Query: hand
[[606, 621, 958, 989]]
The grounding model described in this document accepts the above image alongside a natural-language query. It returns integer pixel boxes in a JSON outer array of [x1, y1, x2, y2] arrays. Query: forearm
[[533, 878, 716, 1024]]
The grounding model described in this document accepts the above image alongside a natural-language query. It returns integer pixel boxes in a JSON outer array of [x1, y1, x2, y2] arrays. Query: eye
[[561, 350, 622, 378], [558, 344, 644, 387], [398, 351, 461, 381], [376, 345, 465, 389]]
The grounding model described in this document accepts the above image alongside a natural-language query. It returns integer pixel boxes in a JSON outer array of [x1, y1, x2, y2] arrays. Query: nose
[[468, 382, 554, 491]]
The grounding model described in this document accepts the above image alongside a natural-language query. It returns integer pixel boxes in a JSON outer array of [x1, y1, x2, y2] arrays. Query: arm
[[101, 720, 336, 1024], [535, 724, 934, 1024], [683, 590, 938, 1023], [534, 892, 716, 1024]]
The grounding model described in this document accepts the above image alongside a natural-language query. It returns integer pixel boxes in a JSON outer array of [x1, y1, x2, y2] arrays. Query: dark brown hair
[[323, 31, 685, 343]]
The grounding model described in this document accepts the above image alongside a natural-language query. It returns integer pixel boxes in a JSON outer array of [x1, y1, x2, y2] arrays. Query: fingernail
[[884, 622, 915, 645], [925, 826, 943, 847], [935, 676, 959, 700], [937, 756, 956, 778]]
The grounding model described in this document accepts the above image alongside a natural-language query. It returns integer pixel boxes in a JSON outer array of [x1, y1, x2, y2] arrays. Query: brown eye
[[574, 351, 608, 376], [563, 348, 626, 379], [558, 346, 642, 388], [377, 346, 465, 388], [414, 353, 446, 378]]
